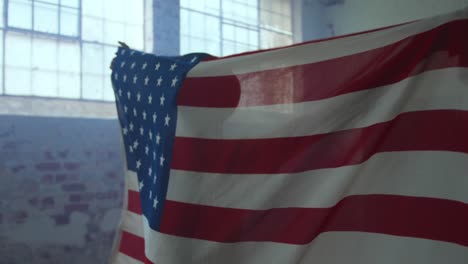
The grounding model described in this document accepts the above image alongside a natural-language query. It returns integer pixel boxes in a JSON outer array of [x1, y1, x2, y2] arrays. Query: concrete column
[[153, 0, 180, 55]]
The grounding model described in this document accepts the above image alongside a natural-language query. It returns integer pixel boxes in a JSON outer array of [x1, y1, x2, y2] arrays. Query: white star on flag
[[142, 111, 147, 120], [139, 181, 144, 191], [148, 167, 152, 176], [155, 62, 160, 70], [140, 126, 144, 135], [156, 133, 161, 144], [153, 197, 158, 209], [145, 145, 149, 155], [129, 122, 134, 131], [133, 75, 138, 84], [190, 56, 198, 63], [137, 93, 141, 102], [157, 76, 163, 86], [165, 114, 171, 126], [123, 127, 128, 135], [171, 76, 178, 87], [170, 63, 177, 71], [136, 159, 142, 169], [131, 62, 136, 69], [123, 74, 127, 82], [133, 139, 139, 149], [129, 145, 133, 153], [148, 94, 153, 104], [127, 91, 131, 99], [120, 61, 125, 68], [149, 190, 152, 199], [144, 76, 149, 85], [124, 105, 128, 113], [149, 130, 153, 140], [160, 94, 165, 106], [153, 113, 157, 123], [118, 89, 122, 96], [133, 108, 137, 117], [160, 154, 165, 166], [142, 62, 147, 70]]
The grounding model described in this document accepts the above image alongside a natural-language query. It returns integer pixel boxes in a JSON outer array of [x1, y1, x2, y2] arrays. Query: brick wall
[[0, 114, 124, 263]]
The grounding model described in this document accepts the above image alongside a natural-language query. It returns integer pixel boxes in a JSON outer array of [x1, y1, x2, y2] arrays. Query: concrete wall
[[297, 0, 468, 41], [0, 97, 124, 264]]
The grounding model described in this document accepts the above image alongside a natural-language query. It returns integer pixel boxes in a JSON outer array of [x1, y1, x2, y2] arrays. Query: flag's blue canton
[[111, 47, 206, 230]]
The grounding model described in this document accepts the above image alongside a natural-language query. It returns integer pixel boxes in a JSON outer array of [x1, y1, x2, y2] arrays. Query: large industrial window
[[180, 0, 293, 56], [1, 0, 148, 101]]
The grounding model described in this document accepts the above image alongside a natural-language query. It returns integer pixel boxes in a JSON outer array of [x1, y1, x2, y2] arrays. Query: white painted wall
[[324, 0, 468, 36]]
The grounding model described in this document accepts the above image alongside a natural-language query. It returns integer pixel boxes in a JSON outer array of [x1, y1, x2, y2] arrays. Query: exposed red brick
[[58, 149, 70, 158], [41, 196, 55, 207], [62, 183, 86, 192], [64, 203, 89, 214], [64, 162, 81, 171], [36, 162, 60, 171], [52, 214, 69, 225], [55, 173, 67, 182], [40, 174, 54, 184], [69, 194, 82, 202], [11, 165, 27, 173]]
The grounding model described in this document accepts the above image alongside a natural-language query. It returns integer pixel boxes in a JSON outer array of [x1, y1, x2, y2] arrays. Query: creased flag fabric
[[110, 8, 468, 264]]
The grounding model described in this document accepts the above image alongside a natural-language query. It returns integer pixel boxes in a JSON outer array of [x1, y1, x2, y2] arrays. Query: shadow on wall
[[0, 115, 124, 264]]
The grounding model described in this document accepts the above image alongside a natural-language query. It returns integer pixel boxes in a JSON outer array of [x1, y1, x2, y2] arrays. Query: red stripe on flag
[[160, 195, 468, 246], [128, 190, 142, 214], [119, 231, 146, 262], [178, 20, 468, 107], [172, 110, 468, 174]]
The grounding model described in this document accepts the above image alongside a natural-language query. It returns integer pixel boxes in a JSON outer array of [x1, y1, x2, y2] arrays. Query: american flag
[[110, 8, 468, 264]]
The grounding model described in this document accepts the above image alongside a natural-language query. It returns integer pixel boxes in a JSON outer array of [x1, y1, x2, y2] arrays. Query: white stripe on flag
[[122, 210, 143, 237], [142, 217, 468, 264], [167, 151, 468, 209], [187, 8, 468, 77], [126, 170, 138, 192], [177, 68, 468, 139]]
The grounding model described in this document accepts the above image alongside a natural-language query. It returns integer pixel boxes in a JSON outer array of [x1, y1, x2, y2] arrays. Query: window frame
[[180, 0, 293, 56]]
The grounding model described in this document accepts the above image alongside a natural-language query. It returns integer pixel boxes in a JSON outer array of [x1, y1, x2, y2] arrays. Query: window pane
[[60, 7, 79, 36], [61, 0, 79, 8], [5, 68, 31, 95], [104, 21, 125, 46], [8, 0, 32, 29], [180, 0, 220, 16], [58, 72, 80, 98], [260, 30, 292, 49], [34, 2, 59, 34], [124, 0, 143, 25], [4, 32, 33, 96], [82, 74, 104, 100], [0, 30, 3, 93], [58, 41, 80, 73], [222, 0, 258, 25], [82, 43, 104, 75], [82, 0, 104, 17], [124, 24, 144, 50], [5, 32, 31, 68], [32, 70, 57, 97], [82, 16, 104, 42], [32, 37, 57, 71], [0, 1, 4, 27], [104, 0, 125, 22]]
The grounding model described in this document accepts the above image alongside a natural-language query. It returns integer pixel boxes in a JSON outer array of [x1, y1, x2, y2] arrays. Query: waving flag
[[110, 8, 468, 264]]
